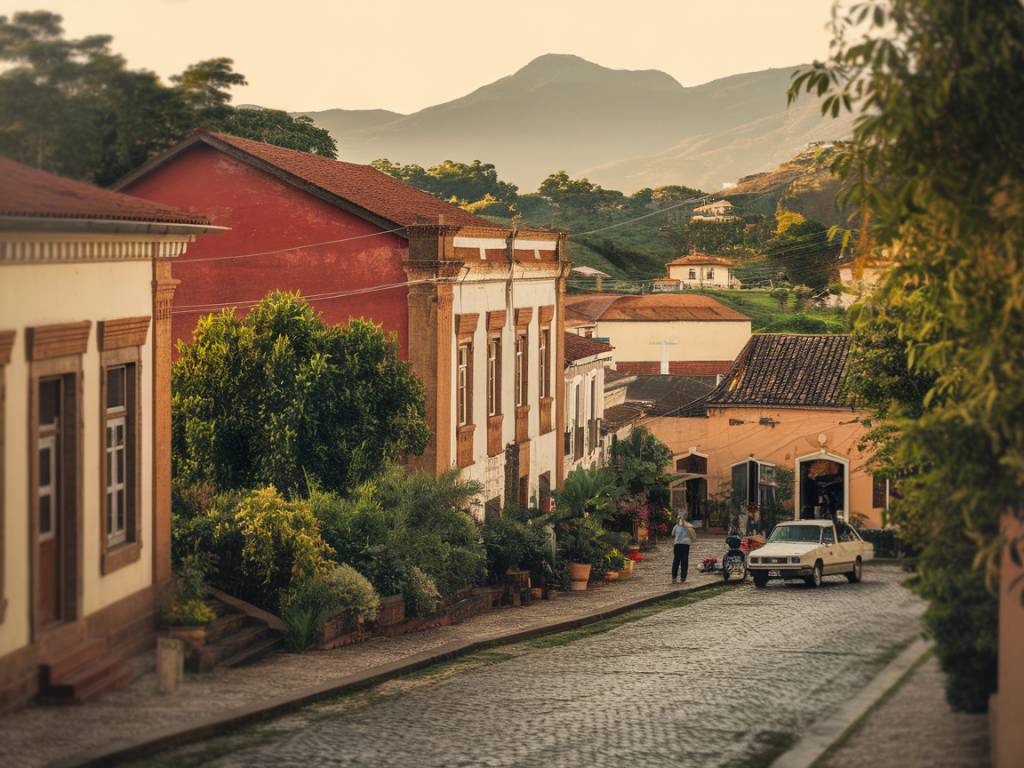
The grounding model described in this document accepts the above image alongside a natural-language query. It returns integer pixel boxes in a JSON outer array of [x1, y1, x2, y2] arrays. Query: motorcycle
[[721, 534, 748, 582]]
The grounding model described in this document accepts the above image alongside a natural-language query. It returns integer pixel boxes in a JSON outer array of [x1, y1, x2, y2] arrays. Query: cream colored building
[[0, 157, 218, 709], [835, 259, 889, 308], [404, 225, 568, 518], [666, 252, 740, 289], [562, 333, 614, 478], [690, 199, 738, 222], [565, 293, 751, 378]]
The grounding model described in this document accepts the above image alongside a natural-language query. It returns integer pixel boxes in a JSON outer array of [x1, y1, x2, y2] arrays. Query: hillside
[[297, 54, 853, 191]]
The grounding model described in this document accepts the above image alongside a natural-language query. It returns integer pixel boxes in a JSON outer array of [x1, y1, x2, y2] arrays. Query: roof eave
[[0, 215, 225, 236]]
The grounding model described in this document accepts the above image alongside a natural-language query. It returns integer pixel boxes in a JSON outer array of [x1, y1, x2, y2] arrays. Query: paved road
[[156, 566, 923, 768]]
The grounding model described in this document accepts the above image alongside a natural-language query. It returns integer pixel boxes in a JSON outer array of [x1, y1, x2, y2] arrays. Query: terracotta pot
[[605, 570, 619, 581], [167, 626, 208, 647], [530, 587, 543, 600], [568, 562, 592, 584], [545, 588, 558, 600]]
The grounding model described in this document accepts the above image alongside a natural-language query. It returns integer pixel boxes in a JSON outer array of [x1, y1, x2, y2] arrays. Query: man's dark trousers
[[672, 543, 690, 581]]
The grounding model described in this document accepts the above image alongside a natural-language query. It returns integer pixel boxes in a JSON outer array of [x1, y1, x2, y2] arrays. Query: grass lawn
[[695, 288, 850, 333]]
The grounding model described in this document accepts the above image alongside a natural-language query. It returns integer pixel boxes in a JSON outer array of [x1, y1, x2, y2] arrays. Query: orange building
[[644, 334, 888, 530]]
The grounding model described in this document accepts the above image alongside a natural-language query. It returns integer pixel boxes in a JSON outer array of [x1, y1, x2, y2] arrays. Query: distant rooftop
[[564, 332, 614, 364], [666, 252, 735, 268], [565, 292, 749, 323]]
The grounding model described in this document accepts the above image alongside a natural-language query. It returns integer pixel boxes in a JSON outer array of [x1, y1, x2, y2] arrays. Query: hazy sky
[[8, 0, 836, 113]]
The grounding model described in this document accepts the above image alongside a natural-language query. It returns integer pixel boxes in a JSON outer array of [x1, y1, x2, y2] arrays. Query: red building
[[117, 131, 570, 502]]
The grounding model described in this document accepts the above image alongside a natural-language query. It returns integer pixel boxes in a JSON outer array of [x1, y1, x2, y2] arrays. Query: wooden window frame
[[689, 269, 697, 280], [487, 335, 501, 418], [514, 332, 528, 408], [457, 342, 472, 427], [27, 321, 90, 638], [98, 317, 148, 574], [0, 331, 14, 624]]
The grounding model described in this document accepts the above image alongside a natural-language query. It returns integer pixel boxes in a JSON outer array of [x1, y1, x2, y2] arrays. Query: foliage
[[770, 286, 790, 310], [310, 465, 486, 599], [0, 12, 335, 185], [173, 291, 429, 496], [173, 485, 332, 612], [605, 548, 627, 571], [763, 313, 842, 334], [692, 289, 848, 333], [162, 598, 215, 627], [161, 553, 215, 627], [403, 566, 442, 618], [482, 516, 553, 585], [552, 467, 617, 523], [279, 564, 380, 651], [763, 219, 839, 289], [607, 427, 673, 502], [790, 0, 1024, 711], [371, 159, 518, 209]]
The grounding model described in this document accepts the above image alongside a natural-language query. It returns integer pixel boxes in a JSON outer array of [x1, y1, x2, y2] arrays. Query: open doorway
[[797, 454, 848, 521]]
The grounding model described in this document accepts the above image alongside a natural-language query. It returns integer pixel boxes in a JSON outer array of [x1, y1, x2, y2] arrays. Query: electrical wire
[[176, 225, 409, 264]]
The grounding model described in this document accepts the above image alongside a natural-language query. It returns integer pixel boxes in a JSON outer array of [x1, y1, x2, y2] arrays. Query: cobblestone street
[[154, 565, 924, 768]]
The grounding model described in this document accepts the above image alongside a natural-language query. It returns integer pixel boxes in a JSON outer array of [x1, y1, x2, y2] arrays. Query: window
[[487, 337, 501, 416], [706, 268, 715, 279], [514, 333, 528, 407], [38, 379, 61, 544], [104, 365, 133, 545], [457, 343, 471, 426], [872, 475, 889, 509], [822, 527, 835, 546], [538, 329, 549, 399], [689, 269, 697, 280]]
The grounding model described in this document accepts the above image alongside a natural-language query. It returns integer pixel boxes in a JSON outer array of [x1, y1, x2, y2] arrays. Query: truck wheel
[[846, 557, 863, 584], [753, 573, 768, 588], [804, 562, 823, 588]]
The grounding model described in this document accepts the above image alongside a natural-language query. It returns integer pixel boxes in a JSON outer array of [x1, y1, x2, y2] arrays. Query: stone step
[[219, 634, 282, 669], [197, 625, 269, 672], [39, 652, 132, 705], [205, 611, 246, 644]]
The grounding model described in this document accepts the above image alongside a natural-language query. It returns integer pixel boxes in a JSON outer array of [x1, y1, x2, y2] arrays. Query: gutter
[[0, 215, 227, 237]]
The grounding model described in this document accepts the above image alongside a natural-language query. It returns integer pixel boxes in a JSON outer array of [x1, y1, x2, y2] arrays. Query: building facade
[[665, 252, 739, 289], [565, 293, 751, 377], [0, 157, 217, 709], [562, 333, 613, 478], [117, 131, 567, 514], [645, 334, 887, 530]]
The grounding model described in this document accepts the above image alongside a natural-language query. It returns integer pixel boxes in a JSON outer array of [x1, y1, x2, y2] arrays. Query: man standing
[[671, 514, 694, 583]]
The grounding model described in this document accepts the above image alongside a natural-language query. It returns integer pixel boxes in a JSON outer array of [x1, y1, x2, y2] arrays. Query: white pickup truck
[[747, 519, 874, 588]]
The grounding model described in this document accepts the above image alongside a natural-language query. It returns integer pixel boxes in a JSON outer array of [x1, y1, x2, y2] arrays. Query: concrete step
[[205, 611, 246, 644], [39, 652, 133, 705], [197, 625, 268, 672]]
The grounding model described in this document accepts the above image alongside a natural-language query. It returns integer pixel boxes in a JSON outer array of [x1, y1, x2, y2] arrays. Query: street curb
[[769, 637, 933, 768], [55, 579, 725, 767]]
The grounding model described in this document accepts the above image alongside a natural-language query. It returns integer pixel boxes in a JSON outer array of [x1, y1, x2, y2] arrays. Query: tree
[[172, 292, 429, 496], [770, 286, 790, 310], [608, 427, 673, 503], [791, 0, 1024, 711], [371, 158, 517, 210], [0, 12, 336, 184]]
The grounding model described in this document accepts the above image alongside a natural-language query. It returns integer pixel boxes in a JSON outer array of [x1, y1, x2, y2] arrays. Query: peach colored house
[[644, 334, 888, 530]]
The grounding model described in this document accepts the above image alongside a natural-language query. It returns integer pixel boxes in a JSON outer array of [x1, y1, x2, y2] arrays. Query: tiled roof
[[616, 360, 734, 377], [666, 253, 735, 267], [623, 374, 716, 417], [601, 404, 646, 433], [565, 293, 749, 322], [705, 334, 852, 409], [0, 155, 210, 226], [564, 332, 613, 364], [117, 131, 498, 230]]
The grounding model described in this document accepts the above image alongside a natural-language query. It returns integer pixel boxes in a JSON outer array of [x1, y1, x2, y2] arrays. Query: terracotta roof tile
[[134, 131, 498, 230], [565, 292, 749, 322], [705, 334, 851, 409], [666, 252, 736, 267], [0, 155, 210, 226], [564, 332, 613, 363]]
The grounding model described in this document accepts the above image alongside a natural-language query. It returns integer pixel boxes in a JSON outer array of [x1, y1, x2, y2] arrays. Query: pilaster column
[[555, 234, 571, 489], [152, 256, 179, 586]]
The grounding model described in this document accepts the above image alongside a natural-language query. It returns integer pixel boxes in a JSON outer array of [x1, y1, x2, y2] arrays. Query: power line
[[176, 225, 409, 264]]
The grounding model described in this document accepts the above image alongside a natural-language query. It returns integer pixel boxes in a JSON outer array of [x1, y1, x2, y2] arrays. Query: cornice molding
[[486, 310, 506, 332], [455, 313, 479, 341], [538, 305, 555, 326], [98, 316, 151, 351], [515, 307, 533, 329], [0, 238, 190, 265], [26, 321, 91, 361]]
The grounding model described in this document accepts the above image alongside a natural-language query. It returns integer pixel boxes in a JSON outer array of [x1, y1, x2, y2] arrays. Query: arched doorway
[[796, 452, 849, 521]]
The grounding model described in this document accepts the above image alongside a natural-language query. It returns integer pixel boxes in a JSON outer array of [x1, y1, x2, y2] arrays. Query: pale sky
[[5, 0, 836, 114]]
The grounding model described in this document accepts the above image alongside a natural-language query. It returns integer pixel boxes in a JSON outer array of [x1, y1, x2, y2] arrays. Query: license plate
[[768, 569, 781, 577]]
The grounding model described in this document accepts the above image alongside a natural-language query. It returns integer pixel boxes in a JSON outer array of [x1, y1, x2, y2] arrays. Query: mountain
[[296, 54, 853, 192]]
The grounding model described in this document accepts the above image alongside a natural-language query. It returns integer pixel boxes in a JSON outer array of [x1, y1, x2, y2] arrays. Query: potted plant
[[163, 554, 216, 645], [552, 468, 617, 591]]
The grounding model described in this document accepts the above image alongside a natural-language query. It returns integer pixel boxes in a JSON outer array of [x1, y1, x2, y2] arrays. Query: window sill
[[102, 540, 142, 575]]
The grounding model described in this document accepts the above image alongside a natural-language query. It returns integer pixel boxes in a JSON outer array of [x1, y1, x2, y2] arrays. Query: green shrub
[[279, 564, 380, 651], [174, 486, 332, 612], [404, 566, 442, 618], [763, 313, 829, 333], [483, 517, 554, 586], [163, 598, 215, 627], [161, 553, 215, 627]]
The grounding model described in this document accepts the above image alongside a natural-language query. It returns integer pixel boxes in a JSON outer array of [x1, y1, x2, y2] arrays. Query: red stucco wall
[[122, 144, 409, 356]]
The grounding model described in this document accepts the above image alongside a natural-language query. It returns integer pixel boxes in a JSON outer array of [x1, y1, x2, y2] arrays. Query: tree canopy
[[792, 0, 1024, 712], [0, 11, 337, 185], [172, 292, 429, 496]]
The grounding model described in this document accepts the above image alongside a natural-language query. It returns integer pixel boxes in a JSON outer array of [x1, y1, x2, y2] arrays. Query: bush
[[763, 313, 829, 333], [279, 564, 380, 650], [161, 553, 215, 626], [404, 566, 442, 618], [174, 486, 332, 612], [860, 528, 917, 560], [482, 517, 554, 586]]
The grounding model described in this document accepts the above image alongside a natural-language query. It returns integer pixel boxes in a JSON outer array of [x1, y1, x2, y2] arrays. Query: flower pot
[[605, 570, 619, 581], [530, 587, 543, 600], [622, 560, 635, 575], [568, 561, 591, 586], [167, 625, 208, 647]]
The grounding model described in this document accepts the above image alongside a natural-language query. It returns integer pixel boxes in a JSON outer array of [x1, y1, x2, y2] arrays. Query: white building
[[666, 252, 740, 289], [562, 333, 613, 478], [0, 157, 218, 708], [565, 293, 751, 378], [691, 199, 738, 221]]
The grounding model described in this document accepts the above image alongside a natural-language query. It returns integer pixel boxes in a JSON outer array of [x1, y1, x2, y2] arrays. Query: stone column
[[151, 255, 179, 586]]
